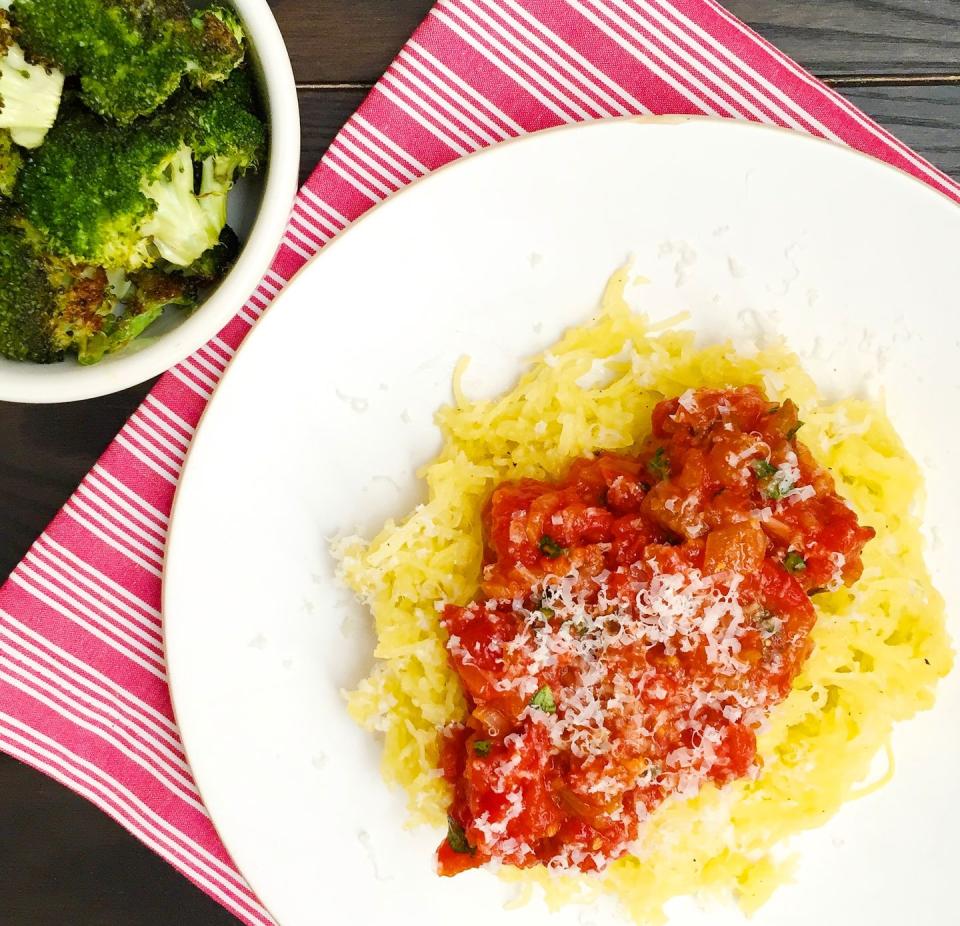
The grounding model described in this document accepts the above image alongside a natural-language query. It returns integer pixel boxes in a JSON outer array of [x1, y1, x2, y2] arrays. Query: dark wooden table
[[1, 1, 958, 922]]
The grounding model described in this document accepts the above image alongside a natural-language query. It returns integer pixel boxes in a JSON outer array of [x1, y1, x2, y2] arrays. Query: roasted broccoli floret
[[0, 212, 199, 364], [0, 212, 119, 362], [9, 0, 244, 124], [0, 11, 63, 147], [88, 268, 199, 360], [0, 130, 22, 197], [17, 75, 265, 271], [0, 213, 59, 361], [190, 6, 246, 90]]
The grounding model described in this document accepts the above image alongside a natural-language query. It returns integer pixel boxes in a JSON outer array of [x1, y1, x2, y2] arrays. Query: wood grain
[[298, 88, 368, 181], [0, 380, 154, 580], [268, 0, 434, 86], [0, 753, 238, 926], [269, 0, 960, 84], [843, 84, 960, 177], [725, 0, 960, 76]]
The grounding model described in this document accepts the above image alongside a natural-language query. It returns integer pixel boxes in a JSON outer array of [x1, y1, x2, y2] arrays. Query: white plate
[[164, 117, 960, 926]]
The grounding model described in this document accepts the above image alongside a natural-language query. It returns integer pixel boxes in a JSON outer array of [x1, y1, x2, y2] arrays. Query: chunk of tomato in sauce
[[703, 521, 767, 576]]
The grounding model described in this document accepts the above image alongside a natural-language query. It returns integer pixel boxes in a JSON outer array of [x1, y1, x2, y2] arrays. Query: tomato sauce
[[436, 386, 875, 876]]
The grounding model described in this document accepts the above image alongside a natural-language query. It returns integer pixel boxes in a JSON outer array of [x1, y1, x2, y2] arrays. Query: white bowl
[[0, 0, 301, 403]]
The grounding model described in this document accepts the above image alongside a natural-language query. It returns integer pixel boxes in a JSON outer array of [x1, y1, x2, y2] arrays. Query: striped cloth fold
[[1, 1, 957, 923]]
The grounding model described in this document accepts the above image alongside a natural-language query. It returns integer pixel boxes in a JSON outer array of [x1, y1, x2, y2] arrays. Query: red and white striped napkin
[[1, 2, 957, 923]]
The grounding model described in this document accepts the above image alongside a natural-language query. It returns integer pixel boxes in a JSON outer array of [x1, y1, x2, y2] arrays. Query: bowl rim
[[0, 0, 301, 404]]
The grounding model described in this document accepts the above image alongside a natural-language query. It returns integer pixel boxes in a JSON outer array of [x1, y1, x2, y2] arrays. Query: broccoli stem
[[197, 155, 233, 240], [0, 38, 64, 148], [140, 146, 220, 267]]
